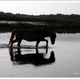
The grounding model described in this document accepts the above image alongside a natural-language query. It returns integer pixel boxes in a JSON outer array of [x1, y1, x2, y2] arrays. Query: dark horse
[[8, 29, 56, 48]]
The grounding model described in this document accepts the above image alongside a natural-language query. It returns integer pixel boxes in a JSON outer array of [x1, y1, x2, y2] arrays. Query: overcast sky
[[0, 1, 80, 15]]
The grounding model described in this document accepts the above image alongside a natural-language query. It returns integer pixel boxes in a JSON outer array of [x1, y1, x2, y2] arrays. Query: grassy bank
[[0, 22, 80, 33]]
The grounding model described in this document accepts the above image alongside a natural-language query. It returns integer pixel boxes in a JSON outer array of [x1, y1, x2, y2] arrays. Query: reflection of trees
[[9, 47, 55, 66]]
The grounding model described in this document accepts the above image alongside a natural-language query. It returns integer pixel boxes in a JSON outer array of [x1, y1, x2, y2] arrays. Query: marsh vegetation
[[0, 12, 80, 33]]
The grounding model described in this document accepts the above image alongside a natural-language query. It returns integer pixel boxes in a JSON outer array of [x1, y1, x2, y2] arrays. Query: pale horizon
[[0, 1, 80, 15]]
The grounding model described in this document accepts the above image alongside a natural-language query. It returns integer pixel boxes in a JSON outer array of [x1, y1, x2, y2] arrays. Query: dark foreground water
[[0, 33, 80, 77]]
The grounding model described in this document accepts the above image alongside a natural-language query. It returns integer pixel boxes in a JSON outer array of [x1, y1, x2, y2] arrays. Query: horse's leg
[[10, 42, 13, 48], [36, 41, 40, 54], [36, 46, 38, 54], [44, 39, 48, 53], [17, 40, 21, 48], [36, 41, 40, 48], [17, 40, 22, 55], [18, 46, 21, 55], [10, 40, 16, 48], [9, 47, 14, 61]]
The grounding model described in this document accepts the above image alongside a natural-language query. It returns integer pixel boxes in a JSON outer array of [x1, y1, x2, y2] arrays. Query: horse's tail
[[8, 30, 16, 47]]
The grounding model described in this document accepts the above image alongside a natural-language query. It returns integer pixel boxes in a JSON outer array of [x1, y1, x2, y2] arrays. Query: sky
[[0, 1, 80, 15]]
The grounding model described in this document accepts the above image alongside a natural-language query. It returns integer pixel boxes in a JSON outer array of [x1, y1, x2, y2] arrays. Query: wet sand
[[0, 33, 80, 77]]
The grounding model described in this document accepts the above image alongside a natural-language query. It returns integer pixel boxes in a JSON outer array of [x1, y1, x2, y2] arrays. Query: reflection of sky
[[0, 1, 80, 15], [0, 33, 11, 44], [56, 33, 80, 41]]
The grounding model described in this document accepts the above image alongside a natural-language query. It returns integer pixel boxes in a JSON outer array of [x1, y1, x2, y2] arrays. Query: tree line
[[0, 12, 80, 23]]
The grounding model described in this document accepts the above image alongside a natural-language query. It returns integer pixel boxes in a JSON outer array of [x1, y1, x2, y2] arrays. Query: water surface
[[0, 33, 80, 77]]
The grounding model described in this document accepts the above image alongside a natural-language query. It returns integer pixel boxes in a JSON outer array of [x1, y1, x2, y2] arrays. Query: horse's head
[[50, 33, 56, 45]]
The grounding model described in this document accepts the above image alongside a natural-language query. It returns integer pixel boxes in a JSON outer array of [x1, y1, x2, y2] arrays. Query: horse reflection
[[9, 48, 55, 66]]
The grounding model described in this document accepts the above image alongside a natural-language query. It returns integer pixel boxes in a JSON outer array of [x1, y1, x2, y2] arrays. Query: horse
[[8, 29, 56, 48]]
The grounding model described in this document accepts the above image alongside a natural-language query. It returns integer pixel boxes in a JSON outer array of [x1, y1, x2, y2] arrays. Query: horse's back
[[12, 29, 56, 40], [12, 29, 47, 41], [13, 29, 54, 35]]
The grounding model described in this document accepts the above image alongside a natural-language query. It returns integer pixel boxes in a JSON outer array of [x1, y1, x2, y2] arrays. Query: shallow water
[[0, 33, 80, 77]]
